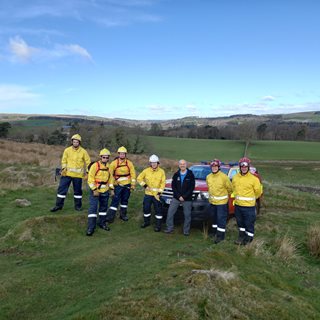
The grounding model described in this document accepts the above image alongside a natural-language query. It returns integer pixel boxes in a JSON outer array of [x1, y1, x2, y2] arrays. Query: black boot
[[242, 234, 253, 245], [99, 224, 111, 231], [74, 197, 82, 211], [234, 231, 246, 245], [214, 231, 225, 244], [154, 218, 162, 232], [86, 229, 94, 236], [120, 210, 129, 221], [50, 196, 64, 212]]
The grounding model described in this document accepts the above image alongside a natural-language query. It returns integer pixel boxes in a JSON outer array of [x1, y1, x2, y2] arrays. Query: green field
[[146, 136, 246, 162], [146, 137, 320, 162], [1, 140, 320, 319]]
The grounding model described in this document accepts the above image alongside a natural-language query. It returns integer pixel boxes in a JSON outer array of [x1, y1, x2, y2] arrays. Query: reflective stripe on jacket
[[137, 166, 166, 196], [206, 171, 232, 205], [61, 146, 91, 178], [232, 172, 262, 207], [88, 161, 113, 193], [109, 158, 136, 186]]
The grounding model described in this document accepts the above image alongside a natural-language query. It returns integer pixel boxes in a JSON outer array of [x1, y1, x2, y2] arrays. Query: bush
[[307, 224, 320, 257], [276, 235, 297, 262]]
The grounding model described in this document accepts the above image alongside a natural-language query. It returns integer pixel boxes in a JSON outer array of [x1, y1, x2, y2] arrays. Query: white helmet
[[149, 154, 159, 163]]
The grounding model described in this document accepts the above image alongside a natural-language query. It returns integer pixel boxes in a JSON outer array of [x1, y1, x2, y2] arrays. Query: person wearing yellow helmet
[[86, 148, 114, 236], [50, 133, 91, 213], [106, 146, 136, 223], [137, 154, 166, 232]]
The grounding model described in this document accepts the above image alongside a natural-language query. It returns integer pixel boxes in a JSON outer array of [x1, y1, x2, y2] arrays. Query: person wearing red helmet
[[206, 159, 232, 244], [232, 157, 262, 245]]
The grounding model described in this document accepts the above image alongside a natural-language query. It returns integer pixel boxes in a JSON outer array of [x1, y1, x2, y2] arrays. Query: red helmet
[[239, 157, 251, 167], [210, 159, 221, 167]]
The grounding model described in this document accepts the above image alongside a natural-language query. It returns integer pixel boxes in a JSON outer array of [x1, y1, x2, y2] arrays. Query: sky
[[0, 0, 320, 120]]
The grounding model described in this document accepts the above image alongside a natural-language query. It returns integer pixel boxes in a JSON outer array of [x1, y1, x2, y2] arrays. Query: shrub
[[307, 224, 320, 257], [276, 235, 297, 262]]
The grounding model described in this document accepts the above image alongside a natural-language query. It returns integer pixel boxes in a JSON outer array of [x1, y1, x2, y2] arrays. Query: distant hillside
[[1, 111, 320, 129]]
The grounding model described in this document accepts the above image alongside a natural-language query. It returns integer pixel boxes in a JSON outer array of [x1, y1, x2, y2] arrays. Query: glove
[[109, 189, 115, 197], [93, 190, 100, 197], [143, 184, 148, 189], [60, 168, 67, 176]]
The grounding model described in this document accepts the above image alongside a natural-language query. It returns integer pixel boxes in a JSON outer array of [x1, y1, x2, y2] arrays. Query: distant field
[[247, 140, 320, 161], [146, 137, 320, 162], [146, 136, 245, 162]]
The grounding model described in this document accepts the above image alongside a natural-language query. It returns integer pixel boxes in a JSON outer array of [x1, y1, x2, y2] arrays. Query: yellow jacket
[[61, 146, 91, 178], [137, 166, 166, 197], [232, 172, 262, 207], [88, 161, 114, 193], [109, 158, 136, 187], [206, 171, 232, 205]]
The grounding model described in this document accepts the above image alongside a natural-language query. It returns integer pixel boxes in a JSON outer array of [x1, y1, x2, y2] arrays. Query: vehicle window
[[190, 166, 211, 180], [229, 168, 239, 180], [220, 167, 229, 175]]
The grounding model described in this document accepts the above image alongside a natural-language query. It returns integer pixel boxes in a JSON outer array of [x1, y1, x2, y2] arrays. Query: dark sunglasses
[[101, 156, 109, 159]]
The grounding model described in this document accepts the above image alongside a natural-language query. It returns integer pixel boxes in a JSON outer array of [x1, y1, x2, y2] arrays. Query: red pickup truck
[[160, 162, 262, 221]]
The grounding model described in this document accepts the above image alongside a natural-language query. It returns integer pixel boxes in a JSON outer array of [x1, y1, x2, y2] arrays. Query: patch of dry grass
[[275, 235, 297, 263], [307, 224, 320, 258]]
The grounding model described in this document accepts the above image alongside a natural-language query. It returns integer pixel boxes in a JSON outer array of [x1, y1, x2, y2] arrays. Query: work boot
[[75, 207, 83, 211], [86, 229, 94, 236], [164, 228, 173, 234], [154, 226, 161, 232], [50, 206, 62, 212], [234, 231, 246, 245], [120, 214, 129, 221], [141, 222, 150, 228], [242, 234, 253, 245], [214, 231, 225, 244], [99, 224, 111, 231]]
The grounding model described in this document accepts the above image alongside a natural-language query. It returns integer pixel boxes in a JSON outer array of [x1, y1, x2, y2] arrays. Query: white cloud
[[7, 36, 93, 63], [261, 95, 275, 102], [0, 84, 41, 109], [9, 36, 39, 62]]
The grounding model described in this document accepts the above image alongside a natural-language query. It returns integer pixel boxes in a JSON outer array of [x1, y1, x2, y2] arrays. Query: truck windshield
[[189, 166, 211, 180]]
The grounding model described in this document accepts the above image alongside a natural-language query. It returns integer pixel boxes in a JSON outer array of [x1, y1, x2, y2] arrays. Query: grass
[[247, 140, 320, 161], [146, 136, 246, 162], [1, 140, 320, 319]]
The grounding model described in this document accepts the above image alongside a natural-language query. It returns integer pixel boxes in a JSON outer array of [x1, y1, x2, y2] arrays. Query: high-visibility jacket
[[137, 166, 166, 197], [232, 172, 262, 207], [206, 171, 232, 205], [88, 161, 114, 193], [61, 146, 91, 178], [109, 158, 136, 188]]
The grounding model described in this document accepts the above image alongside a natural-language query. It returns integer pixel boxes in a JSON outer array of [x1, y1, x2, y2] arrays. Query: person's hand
[[60, 168, 67, 176], [83, 174, 88, 180], [93, 190, 100, 197], [109, 189, 115, 197], [179, 196, 184, 202], [143, 184, 148, 189], [130, 185, 135, 191]]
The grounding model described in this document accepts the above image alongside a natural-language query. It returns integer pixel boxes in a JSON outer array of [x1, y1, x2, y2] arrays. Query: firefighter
[[164, 159, 195, 236], [206, 159, 232, 244], [86, 148, 114, 236], [232, 157, 262, 245], [137, 154, 166, 232], [106, 146, 136, 222], [50, 134, 91, 212]]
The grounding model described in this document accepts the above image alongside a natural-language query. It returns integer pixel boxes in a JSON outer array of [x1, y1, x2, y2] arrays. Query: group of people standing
[[50, 134, 262, 245]]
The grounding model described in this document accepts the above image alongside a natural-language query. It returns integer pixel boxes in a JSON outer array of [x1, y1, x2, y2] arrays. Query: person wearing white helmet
[[106, 146, 136, 223], [137, 154, 166, 232], [50, 134, 91, 213], [86, 148, 114, 236]]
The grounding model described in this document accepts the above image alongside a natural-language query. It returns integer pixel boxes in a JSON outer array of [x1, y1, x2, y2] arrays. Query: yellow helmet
[[117, 146, 127, 153], [99, 148, 111, 156], [71, 134, 82, 142]]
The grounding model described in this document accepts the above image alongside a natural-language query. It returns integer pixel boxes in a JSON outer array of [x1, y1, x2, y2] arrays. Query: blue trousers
[[143, 195, 162, 228], [234, 205, 256, 240], [166, 198, 192, 234], [106, 184, 131, 221], [87, 190, 110, 231], [55, 176, 83, 209], [209, 203, 228, 239]]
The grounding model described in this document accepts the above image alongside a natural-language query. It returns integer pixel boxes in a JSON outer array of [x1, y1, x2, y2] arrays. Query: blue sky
[[0, 0, 319, 120]]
